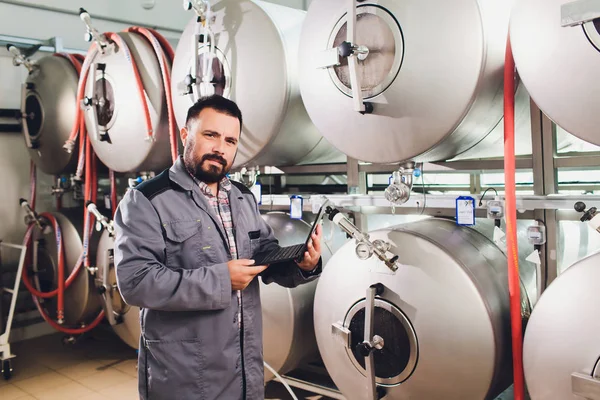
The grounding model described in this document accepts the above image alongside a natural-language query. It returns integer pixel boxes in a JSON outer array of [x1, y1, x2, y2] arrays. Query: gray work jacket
[[113, 158, 321, 400]]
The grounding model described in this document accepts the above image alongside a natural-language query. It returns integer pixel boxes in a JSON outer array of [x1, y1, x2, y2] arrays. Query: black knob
[[356, 342, 373, 358], [98, 286, 106, 295], [575, 202, 586, 213], [79, 7, 88, 16], [338, 41, 353, 58], [360, 102, 374, 115], [82, 97, 93, 106]]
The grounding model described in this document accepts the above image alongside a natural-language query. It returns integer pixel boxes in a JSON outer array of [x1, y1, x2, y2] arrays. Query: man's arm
[[114, 189, 232, 312]]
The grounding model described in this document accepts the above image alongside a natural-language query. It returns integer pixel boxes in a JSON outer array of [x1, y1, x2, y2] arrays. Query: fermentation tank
[[171, 0, 343, 168], [523, 251, 600, 400], [81, 29, 174, 173], [25, 210, 102, 326], [298, 0, 520, 164], [510, 0, 600, 147], [13, 53, 80, 175], [313, 218, 535, 400], [95, 229, 140, 349]]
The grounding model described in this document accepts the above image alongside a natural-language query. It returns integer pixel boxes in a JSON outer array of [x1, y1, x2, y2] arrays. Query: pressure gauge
[[355, 243, 372, 260]]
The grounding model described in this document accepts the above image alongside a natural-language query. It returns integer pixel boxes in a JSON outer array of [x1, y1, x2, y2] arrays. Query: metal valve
[[19, 199, 43, 230], [385, 162, 417, 206], [86, 201, 115, 237], [325, 204, 401, 272], [574, 201, 600, 234], [7, 45, 36, 72], [78, 8, 110, 51]]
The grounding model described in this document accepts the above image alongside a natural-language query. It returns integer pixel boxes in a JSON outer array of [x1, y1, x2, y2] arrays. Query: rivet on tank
[[68, 8, 180, 174]]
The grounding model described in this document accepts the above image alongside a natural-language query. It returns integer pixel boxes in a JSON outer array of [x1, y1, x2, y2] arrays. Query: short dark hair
[[185, 94, 243, 132]]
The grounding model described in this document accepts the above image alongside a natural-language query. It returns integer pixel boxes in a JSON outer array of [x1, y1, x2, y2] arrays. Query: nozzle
[[19, 198, 28, 206]]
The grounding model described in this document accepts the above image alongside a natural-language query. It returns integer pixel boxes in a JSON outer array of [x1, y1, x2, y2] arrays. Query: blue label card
[[290, 195, 303, 220], [456, 196, 476, 226]]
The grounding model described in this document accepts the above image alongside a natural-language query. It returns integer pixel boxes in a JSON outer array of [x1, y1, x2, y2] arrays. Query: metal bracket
[[315, 0, 373, 114], [356, 283, 386, 400], [572, 372, 600, 399]]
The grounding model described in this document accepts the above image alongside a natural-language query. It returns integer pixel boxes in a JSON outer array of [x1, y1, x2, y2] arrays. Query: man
[[113, 94, 322, 400]]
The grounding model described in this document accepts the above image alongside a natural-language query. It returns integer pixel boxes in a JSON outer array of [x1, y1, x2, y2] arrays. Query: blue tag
[[456, 196, 476, 226], [290, 195, 303, 220]]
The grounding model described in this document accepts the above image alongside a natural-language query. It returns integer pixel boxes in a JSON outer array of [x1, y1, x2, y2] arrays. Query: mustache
[[201, 154, 227, 167]]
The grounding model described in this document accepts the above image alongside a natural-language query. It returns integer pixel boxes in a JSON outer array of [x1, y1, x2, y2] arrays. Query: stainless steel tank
[[298, 0, 517, 164], [171, 0, 343, 168], [27, 209, 102, 326], [523, 251, 600, 400], [83, 31, 172, 173], [260, 211, 335, 382], [313, 218, 534, 400], [19, 55, 80, 175], [510, 0, 600, 147], [95, 229, 140, 349]]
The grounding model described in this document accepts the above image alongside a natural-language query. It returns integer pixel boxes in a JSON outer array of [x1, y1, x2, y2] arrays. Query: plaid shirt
[[197, 178, 237, 260]]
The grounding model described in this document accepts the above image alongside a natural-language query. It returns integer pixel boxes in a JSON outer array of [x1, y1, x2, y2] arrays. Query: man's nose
[[212, 140, 226, 155]]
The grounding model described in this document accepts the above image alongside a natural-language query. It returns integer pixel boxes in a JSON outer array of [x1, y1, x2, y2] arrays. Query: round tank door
[[299, 0, 515, 163], [510, 0, 600, 147]]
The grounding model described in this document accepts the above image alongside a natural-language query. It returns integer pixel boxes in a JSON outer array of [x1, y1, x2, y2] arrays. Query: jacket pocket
[[145, 338, 204, 400], [248, 230, 261, 257], [163, 220, 203, 269]]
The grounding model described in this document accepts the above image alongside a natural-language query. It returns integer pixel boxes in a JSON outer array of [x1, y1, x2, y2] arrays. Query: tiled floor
[[0, 327, 330, 400]]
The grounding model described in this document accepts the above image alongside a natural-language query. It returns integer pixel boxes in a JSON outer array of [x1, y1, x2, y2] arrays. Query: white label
[[456, 198, 475, 226], [290, 196, 303, 219]]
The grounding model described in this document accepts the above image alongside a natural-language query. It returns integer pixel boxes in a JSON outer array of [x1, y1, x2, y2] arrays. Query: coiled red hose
[[126, 26, 178, 162], [504, 35, 525, 400]]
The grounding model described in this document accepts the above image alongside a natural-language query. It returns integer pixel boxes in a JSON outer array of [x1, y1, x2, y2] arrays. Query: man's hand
[[296, 223, 323, 272], [228, 259, 268, 291]]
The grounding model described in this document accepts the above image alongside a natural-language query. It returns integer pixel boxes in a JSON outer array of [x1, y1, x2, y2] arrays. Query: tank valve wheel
[[2, 360, 12, 380]]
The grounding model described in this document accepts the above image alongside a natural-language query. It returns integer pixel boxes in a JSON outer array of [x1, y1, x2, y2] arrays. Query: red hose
[[504, 35, 525, 399], [126, 27, 178, 162], [33, 296, 105, 335], [104, 32, 154, 141], [109, 169, 117, 218]]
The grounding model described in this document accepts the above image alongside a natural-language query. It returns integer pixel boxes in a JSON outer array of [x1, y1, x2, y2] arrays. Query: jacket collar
[[169, 157, 195, 192]]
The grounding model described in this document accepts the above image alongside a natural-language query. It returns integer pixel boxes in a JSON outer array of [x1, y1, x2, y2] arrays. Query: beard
[[183, 144, 230, 184]]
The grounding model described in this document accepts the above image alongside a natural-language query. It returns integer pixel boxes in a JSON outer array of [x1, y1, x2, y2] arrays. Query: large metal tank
[[260, 211, 336, 382], [171, 0, 343, 168], [82, 31, 172, 173], [26, 210, 102, 326], [95, 229, 140, 349], [17, 54, 80, 175], [313, 218, 534, 400], [298, 0, 517, 164], [523, 251, 600, 400], [510, 0, 600, 147]]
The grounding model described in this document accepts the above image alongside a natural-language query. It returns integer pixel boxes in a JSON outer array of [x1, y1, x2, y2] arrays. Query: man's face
[[181, 108, 241, 183]]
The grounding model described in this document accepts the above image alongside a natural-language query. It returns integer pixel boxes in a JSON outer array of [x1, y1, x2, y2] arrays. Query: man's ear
[[180, 126, 188, 147]]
